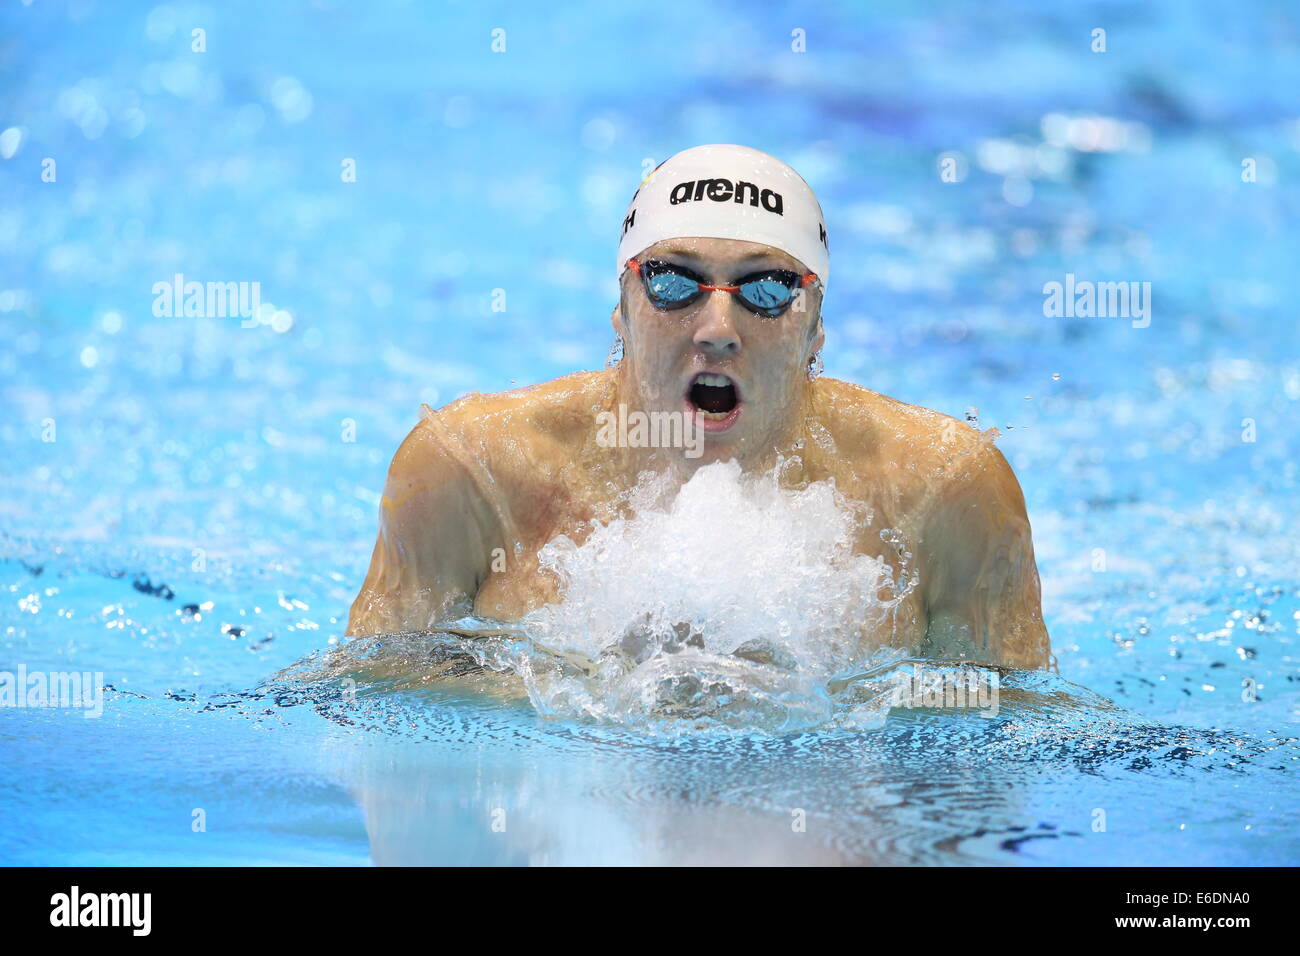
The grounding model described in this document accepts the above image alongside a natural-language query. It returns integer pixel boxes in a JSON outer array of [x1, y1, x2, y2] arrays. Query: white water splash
[[499, 460, 917, 729]]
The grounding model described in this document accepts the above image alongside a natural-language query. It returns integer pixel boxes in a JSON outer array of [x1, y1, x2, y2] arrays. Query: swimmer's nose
[[692, 293, 741, 356]]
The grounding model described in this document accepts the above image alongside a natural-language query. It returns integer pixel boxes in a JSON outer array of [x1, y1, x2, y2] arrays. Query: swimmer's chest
[[471, 471, 606, 619], [473, 544, 558, 620]]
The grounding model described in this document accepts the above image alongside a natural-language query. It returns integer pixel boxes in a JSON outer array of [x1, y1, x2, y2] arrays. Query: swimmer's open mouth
[[687, 372, 742, 432]]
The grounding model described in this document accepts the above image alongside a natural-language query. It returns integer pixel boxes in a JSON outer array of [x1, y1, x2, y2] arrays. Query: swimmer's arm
[[346, 418, 497, 637], [920, 443, 1052, 670]]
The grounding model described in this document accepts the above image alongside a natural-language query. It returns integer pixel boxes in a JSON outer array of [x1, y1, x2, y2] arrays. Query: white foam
[[506, 460, 916, 728]]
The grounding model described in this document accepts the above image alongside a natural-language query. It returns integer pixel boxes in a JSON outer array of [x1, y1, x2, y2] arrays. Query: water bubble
[[0, 127, 22, 159], [268, 76, 313, 123]]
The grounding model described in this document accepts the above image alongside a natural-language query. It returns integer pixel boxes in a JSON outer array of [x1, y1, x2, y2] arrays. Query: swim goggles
[[625, 257, 818, 318]]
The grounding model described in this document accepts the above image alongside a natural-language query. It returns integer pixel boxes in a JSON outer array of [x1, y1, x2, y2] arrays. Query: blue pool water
[[2, 0, 1299, 865]]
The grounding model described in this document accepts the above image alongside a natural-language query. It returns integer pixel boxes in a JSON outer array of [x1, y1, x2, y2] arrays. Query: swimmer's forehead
[[637, 238, 807, 273]]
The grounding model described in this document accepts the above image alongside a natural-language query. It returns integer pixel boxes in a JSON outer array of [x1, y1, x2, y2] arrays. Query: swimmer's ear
[[611, 300, 629, 340], [808, 315, 825, 358]]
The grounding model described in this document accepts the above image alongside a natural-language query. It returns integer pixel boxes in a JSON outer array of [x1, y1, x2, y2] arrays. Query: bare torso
[[348, 370, 1052, 669]]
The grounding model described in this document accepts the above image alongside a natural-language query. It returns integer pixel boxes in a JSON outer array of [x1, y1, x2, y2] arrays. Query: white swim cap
[[616, 144, 830, 284]]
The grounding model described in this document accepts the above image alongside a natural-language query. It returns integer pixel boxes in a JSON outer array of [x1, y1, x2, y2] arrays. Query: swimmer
[[347, 144, 1052, 670]]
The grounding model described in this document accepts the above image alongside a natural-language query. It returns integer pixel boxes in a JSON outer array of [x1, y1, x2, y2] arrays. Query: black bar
[[0, 866, 1282, 940]]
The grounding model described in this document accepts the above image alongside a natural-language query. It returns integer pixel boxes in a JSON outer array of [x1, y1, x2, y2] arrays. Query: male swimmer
[[347, 145, 1052, 670]]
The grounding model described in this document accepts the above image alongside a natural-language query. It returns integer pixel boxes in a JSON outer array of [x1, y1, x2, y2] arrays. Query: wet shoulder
[[432, 369, 612, 454], [811, 377, 1001, 485], [418, 370, 616, 523]]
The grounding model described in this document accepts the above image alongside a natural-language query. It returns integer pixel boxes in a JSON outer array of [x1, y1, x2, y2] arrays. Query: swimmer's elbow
[[345, 589, 383, 637]]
